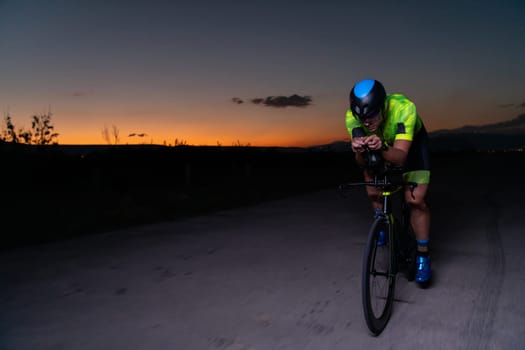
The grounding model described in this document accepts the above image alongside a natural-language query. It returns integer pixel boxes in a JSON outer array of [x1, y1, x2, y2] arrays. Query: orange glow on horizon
[[52, 110, 352, 147], [53, 112, 460, 147], [53, 115, 469, 147], [8, 102, 512, 148], [57, 131, 347, 148]]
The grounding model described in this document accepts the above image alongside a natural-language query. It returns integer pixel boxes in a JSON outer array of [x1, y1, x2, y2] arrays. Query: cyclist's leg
[[403, 127, 432, 284], [403, 171, 430, 252], [405, 184, 430, 251], [404, 170, 432, 284]]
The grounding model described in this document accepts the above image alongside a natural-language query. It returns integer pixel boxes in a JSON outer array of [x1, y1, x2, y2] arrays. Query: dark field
[[1, 142, 522, 250], [1, 144, 358, 250]]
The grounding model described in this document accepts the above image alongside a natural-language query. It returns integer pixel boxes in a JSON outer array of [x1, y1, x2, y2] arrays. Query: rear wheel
[[361, 216, 396, 335]]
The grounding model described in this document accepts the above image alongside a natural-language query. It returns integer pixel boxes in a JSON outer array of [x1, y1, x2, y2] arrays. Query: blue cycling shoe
[[376, 231, 387, 246], [415, 255, 431, 284]]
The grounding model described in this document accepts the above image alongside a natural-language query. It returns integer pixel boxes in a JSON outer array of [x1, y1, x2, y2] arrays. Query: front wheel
[[361, 216, 396, 335]]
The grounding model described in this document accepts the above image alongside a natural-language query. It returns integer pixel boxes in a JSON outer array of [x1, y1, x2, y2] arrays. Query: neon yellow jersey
[[345, 94, 423, 146]]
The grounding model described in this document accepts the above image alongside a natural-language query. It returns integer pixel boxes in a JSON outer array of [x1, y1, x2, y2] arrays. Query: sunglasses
[[358, 111, 381, 123]]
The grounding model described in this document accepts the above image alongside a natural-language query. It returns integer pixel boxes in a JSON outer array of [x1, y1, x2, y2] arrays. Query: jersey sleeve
[[393, 100, 417, 142]]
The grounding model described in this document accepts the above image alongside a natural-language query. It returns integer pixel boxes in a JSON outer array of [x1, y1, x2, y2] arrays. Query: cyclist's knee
[[412, 202, 428, 213], [367, 191, 377, 199], [406, 195, 427, 211], [366, 186, 380, 199]]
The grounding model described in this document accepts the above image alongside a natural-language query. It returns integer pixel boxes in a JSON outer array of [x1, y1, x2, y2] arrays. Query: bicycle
[[339, 149, 418, 335]]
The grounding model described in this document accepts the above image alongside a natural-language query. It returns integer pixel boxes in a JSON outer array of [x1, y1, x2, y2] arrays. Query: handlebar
[[338, 179, 418, 199], [339, 146, 418, 199]]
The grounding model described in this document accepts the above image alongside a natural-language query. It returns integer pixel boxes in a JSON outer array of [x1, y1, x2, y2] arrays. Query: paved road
[[2, 162, 524, 349]]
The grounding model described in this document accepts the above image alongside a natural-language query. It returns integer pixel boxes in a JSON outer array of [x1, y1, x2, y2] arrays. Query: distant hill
[[428, 113, 525, 151], [430, 113, 525, 135], [308, 141, 352, 152]]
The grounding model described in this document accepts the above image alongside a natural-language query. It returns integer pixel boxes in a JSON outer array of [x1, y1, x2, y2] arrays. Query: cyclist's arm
[[352, 138, 367, 166], [355, 152, 366, 167], [381, 139, 410, 165], [349, 123, 368, 167]]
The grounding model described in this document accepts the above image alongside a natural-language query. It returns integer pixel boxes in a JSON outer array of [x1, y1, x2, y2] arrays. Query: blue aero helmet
[[350, 79, 386, 121]]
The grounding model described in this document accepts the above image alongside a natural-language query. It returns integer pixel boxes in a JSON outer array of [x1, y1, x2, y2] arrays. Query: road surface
[[1, 159, 524, 349]]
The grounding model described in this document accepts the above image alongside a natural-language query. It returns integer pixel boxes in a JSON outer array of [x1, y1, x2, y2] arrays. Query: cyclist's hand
[[365, 135, 383, 150], [351, 137, 367, 153]]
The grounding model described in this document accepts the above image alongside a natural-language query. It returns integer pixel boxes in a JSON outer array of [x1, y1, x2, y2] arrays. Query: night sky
[[1, 0, 524, 146]]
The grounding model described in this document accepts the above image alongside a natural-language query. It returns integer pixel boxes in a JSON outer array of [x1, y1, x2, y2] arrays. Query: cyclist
[[345, 78, 432, 285]]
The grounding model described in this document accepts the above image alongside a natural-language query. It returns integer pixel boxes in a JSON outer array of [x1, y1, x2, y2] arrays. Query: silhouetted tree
[[112, 125, 120, 145], [2, 114, 19, 143], [232, 140, 251, 147], [102, 124, 120, 145], [1, 112, 58, 145], [174, 138, 187, 146], [101, 125, 111, 144], [30, 113, 59, 145]]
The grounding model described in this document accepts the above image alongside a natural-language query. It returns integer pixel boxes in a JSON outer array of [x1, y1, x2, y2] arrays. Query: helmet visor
[[357, 109, 381, 123]]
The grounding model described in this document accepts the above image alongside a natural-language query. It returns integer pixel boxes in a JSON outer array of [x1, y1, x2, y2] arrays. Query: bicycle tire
[[361, 216, 396, 335]]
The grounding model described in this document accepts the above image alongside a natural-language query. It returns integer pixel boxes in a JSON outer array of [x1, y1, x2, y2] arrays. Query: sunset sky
[[1, 0, 524, 146]]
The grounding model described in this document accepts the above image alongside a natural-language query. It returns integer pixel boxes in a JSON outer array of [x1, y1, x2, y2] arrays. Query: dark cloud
[[250, 94, 312, 108], [72, 91, 91, 97], [233, 94, 313, 108]]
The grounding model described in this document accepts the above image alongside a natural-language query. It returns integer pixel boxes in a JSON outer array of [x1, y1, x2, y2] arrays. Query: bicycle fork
[[378, 192, 398, 278]]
